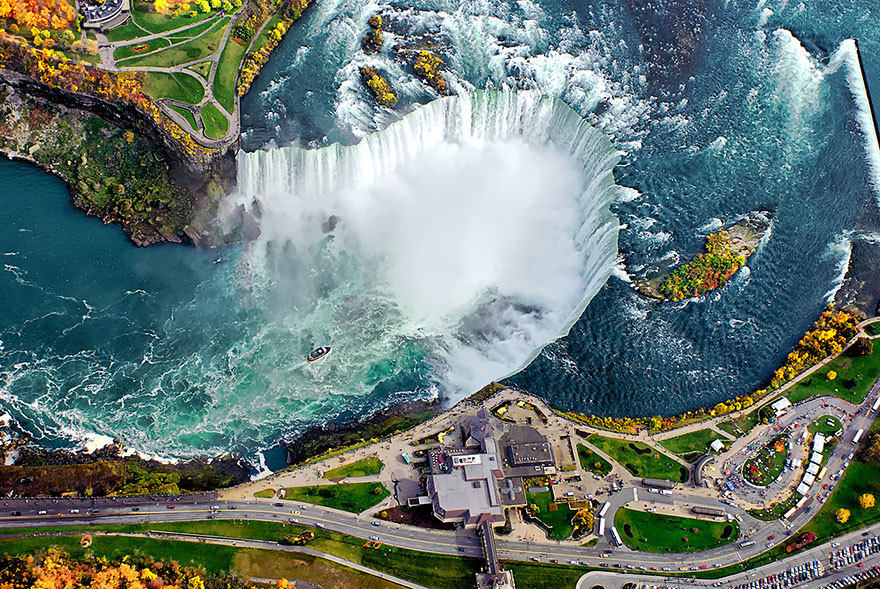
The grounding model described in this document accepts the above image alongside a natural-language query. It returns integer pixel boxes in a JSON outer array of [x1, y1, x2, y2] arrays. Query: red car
[[167, 505, 175, 509]]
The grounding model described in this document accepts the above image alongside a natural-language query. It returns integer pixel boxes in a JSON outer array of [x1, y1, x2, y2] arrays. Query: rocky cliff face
[[0, 68, 238, 246]]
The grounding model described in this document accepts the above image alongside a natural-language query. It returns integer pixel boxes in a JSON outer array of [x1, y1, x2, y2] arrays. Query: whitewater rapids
[[232, 90, 623, 400]]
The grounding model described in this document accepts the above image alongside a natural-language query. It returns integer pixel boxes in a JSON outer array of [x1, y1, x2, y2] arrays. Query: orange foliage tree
[[0, 0, 77, 30]]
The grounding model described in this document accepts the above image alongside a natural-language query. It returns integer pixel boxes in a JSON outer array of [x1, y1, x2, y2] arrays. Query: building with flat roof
[[427, 410, 534, 528]]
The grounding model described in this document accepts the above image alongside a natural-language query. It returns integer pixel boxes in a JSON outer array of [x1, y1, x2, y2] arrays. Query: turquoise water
[[3, 0, 880, 463]]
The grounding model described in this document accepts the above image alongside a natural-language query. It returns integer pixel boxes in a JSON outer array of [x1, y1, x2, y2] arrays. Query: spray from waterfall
[[231, 90, 623, 401]]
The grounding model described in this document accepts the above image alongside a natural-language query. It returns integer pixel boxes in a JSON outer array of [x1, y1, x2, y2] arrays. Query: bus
[[599, 502, 611, 518], [872, 397, 880, 413], [739, 541, 755, 548], [853, 429, 865, 445], [818, 467, 828, 480], [401, 453, 411, 464], [610, 526, 623, 547], [598, 516, 606, 537]]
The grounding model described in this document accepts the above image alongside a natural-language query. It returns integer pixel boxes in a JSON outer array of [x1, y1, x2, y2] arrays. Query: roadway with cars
[[1, 378, 879, 585]]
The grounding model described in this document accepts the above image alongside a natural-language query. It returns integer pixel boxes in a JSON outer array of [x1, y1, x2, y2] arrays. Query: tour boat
[[307, 346, 332, 362]]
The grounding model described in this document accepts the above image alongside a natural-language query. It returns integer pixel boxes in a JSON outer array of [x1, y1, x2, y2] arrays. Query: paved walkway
[[96, 5, 250, 147]]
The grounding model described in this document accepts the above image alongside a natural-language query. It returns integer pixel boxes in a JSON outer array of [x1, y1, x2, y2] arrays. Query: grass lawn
[[526, 489, 573, 540], [786, 346, 880, 405], [106, 20, 150, 43], [233, 549, 408, 589], [213, 37, 247, 112], [323, 457, 383, 479], [742, 435, 787, 486], [808, 415, 843, 437], [165, 17, 220, 42], [0, 535, 238, 572], [0, 520, 478, 588], [113, 37, 170, 61], [200, 103, 229, 138], [168, 103, 199, 131], [131, 1, 221, 34], [120, 18, 230, 68], [577, 443, 612, 476], [505, 562, 588, 588], [254, 488, 275, 498], [143, 71, 205, 104], [588, 435, 689, 482], [613, 508, 739, 552], [659, 429, 723, 458], [283, 482, 390, 513], [749, 491, 803, 521], [717, 421, 739, 437], [186, 60, 213, 80], [866, 323, 880, 336]]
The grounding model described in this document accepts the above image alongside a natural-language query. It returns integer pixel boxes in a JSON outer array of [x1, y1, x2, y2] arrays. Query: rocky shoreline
[[0, 72, 237, 247], [635, 213, 771, 301]]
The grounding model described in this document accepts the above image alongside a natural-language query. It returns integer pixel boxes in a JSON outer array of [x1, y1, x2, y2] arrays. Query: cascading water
[[232, 90, 622, 400]]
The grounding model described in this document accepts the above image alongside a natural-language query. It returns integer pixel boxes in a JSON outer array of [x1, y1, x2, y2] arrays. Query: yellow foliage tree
[[836, 508, 851, 523], [859, 493, 875, 509]]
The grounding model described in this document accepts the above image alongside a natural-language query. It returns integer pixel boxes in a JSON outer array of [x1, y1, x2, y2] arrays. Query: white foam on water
[[827, 39, 880, 202], [233, 90, 622, 402]]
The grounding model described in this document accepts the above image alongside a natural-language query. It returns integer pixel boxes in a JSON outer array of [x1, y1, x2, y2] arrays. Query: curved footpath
[[1, 317, 879, 585]]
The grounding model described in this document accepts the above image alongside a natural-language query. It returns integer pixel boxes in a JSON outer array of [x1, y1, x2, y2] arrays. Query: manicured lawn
[[659, 428, 723, 458], [114, 37, 170, 61], [613, 508, 739, 552], [505, 562, 588, 588], [801, 462, 880, 539], [0, 532, 409, 588], [588, 435, 689, 482], [254, 488, 275, 498], [526, 489, 573, 540], [577, 443, 612, 476], [0, 520, 478, 589], [131, 1, 221, 34], [120, 18, 230, 68], [866, 323, 880, 336], [213, 37, 247, 112], [106, 20, 150, 43], [0, 535, 238, 572], [323, 457, 384, 479], [808, 415, 843, 437], [742, 435, 787, 486], [165, 17, 220, 41], [283, 482, 390, 513], [187, 60, 213, 80], [786, 346, 880, 405], [749, 490, 803, 521], [717, 421, 739, 437], [168, 103, 199, 131], [143, 71, 205, 104], [200, 103, 229, 138]]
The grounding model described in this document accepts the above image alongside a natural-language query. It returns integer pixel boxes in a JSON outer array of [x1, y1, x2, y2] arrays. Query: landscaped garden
[[576, 443, 612, 476], [323, 456, 383, 479], [525, 489, 574, 541], [786, 341, 880, 405], [613, 508, 739, 552], [742, 435, 787, 486], [659, 428, 725, 461], [279, 482, 390, 513], [588, 435, 689, 482], [200, 103, 229, 138]]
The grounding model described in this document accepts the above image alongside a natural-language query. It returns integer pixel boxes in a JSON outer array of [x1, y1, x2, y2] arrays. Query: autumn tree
[[859, 493, 875, 509], [836, 508, 851, 523]]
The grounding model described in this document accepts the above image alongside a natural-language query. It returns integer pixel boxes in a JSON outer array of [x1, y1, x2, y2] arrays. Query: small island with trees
[[636, 214, 770, 301]]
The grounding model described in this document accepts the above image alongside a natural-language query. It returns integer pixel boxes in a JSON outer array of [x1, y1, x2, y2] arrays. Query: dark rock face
[[622, 0, 707, 87], [0, 68, 239, 247]]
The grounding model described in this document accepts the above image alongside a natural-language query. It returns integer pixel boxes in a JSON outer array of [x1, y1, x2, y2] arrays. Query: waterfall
[[232, 90, 623, 400]]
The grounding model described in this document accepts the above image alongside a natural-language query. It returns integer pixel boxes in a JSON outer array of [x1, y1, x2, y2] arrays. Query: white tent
[[797, 482, 811, 495], [803, 473, 816, 486], [710, 439, 725, 453], [811, 451, 823, 465], [771, 398, 792, 416], [806, 462, 820, 475], [813, 433, 825, 453]]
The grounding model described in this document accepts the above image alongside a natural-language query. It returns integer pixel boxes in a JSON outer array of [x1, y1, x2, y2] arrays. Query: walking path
[[95, 5, 251, 146]]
